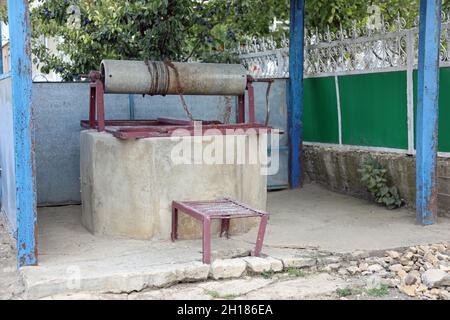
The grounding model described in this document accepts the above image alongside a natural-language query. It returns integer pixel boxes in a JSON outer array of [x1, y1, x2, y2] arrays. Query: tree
[[30, 0, 196, 80], [25, 0, 292, 79], [1, 0, 448, 80]]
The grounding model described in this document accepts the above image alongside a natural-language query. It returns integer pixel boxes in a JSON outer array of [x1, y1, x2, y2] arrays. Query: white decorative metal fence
[[234, 13, 450, 79], [232, 13, 450, 157]]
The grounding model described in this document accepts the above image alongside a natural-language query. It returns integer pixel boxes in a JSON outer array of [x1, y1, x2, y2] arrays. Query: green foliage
[[4, 0, 450, 80], [204, 290, 238, 300], [306, 0, 450, 34], [24, 0, 291, 80], [286, 267, 305, 277], [261, 269, 275, 279], [305, 0, 415, 33], [336, 287, 353, 297], [28, 0, 197, 80], [358, 157, 403, 209], [0, 5, 7, 23], [366, 284, 389, 297], [191, 0, 289, 63]]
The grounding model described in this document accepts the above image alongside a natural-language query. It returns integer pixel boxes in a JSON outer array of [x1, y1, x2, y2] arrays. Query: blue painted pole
[[129, 94, 135, 120], [416, 0, 442, 225], [0, 21, 3, 75], [7, 0, 37, 266], [288, 0, 305, 188]]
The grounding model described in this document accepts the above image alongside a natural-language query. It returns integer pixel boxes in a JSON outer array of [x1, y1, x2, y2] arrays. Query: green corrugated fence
[[303, 67, 450, 152]]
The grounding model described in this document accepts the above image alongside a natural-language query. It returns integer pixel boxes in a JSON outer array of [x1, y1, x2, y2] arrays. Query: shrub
[[357, 157, 403, 209]]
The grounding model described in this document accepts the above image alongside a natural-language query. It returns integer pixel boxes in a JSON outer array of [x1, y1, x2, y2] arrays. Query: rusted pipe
[[101, 60, 247, 96]]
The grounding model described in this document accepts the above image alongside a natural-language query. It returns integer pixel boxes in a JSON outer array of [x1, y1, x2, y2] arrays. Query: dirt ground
[[0, 217, 422, 300], [2, 184, 450, 300], [0, 216, 24, 300]]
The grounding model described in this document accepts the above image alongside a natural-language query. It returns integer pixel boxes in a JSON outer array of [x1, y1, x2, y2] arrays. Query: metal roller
[[101, 59, 248, 96]]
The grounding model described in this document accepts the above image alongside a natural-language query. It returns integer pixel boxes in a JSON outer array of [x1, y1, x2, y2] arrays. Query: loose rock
[[386, 251, 400, 259], [358, 262, 369, 272], [399, 285, 416, 297], [389, 264, 403, 272], [422, 269, 450, 288], [366, 275, 382, 290], [347, 266, 359, 275], [439, 290, 450, 300], [367, 264, 384, 273]]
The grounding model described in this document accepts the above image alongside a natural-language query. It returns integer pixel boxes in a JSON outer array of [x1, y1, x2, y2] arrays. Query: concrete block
[[438, 194, 450, 217], [80, 130, 267, 240], [262, 248, 318, 269], [281, 256, 317, 269], [21, 261, 211, 299], [317, 255, 342, 266], [176, 262, 211, 282], [265, 257, 284, 272], [199, 278, 272, 296], [438, 177, 450, 195], [242, 257, 272, 273], [210, 259, 247, 279]]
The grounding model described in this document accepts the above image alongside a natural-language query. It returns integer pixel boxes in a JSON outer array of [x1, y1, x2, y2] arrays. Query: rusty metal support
[[171, 198, 270, 264], [247, 81, 256, 123], [237, 95, 245, 123], [84, 67, 273, 138]]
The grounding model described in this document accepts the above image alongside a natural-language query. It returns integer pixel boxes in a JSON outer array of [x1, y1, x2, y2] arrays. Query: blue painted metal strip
[[0, 20, 3, 75], [129, 94, 135, 120], [7, 0, 37, 266], [416, 0, 442, 225], [288, 0, 305, 188]]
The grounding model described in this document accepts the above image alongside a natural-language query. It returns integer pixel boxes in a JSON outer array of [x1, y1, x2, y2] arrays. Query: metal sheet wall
[[0, 77, 16, 231]]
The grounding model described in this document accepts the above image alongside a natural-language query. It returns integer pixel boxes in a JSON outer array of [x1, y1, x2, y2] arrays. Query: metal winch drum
[[82, 59, 274, 139], [101, 59, 248, 96]]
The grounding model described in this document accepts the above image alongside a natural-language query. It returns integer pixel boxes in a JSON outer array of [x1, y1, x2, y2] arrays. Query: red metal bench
[[171, 198, 269, 264]]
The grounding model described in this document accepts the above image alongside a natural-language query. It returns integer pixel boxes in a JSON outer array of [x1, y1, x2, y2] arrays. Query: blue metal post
[[129, 94, 135, 120], [0, 21, 3, 75], [7, 0, 37, 266], [288, 0, 305, 188], [416, 0, 442, 225]]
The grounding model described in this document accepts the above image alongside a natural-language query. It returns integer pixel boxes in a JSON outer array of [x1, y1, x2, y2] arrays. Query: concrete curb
[[20, 254, 323, 299]]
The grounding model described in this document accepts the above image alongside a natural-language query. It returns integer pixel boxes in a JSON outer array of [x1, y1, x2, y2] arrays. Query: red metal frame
[[83, 72, 275, 139], [247, 81, 255, 123], [80, 119, 272, 139], [237, 95, 245, 123], [171, 198, 270, 264]]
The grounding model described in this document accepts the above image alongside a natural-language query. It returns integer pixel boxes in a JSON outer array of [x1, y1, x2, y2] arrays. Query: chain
[[223, 96, 232, 124], [163, 58, 195, 121], [144, 59, 156, 94], [144, 59, 170, 96]]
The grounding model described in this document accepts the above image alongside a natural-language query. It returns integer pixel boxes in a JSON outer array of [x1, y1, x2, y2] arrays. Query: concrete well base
[[80, 130, 267, 240]]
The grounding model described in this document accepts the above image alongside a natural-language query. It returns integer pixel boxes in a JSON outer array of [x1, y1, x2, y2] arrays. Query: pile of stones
[[323, 242, 450, 300]]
